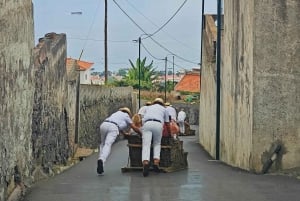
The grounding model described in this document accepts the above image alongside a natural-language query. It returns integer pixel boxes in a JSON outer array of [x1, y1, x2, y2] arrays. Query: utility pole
[[172, 55, 175, 89], [138, 37, 141, 109], [216, 0, 222, 160], [104, 0, 108, 84], [133, 36, 143, 109], [164, 57, 167, 102]]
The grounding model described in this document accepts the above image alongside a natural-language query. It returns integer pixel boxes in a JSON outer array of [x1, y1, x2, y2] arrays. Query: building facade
[[200, 0, 300, 173]]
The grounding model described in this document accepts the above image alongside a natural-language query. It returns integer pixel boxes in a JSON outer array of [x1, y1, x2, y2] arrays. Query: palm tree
[[126, 57, 158, 90]]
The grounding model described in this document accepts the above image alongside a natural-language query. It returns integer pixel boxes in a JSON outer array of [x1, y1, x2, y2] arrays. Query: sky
[[32, 0, 218, 73]]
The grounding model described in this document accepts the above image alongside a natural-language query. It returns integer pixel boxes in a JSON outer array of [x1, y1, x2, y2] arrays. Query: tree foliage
[[113, 57, 158, 90], [127, 57, 157, 80]]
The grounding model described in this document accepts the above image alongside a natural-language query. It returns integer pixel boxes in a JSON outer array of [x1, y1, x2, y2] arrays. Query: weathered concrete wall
[[221, 0, 300, 173], [252, 0, 300, 172], [199, 15, 218, 155], [79, 85, 133, 148], [66, 59, 80, 155], [0, 1, 34, 200], [32, 33, 71, 173], [222, 0, 254, 170]]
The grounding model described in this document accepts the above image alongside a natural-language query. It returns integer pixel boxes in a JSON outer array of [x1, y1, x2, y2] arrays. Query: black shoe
[[143, 164, 150, 177], [97, 159, 104, 174], [153, 164, 160, 173]]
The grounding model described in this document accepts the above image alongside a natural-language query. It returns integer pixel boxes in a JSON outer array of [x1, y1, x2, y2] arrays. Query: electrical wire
[[68, 37, 130, 43], [142, 0, 187, 39], [141, 42, 187, 70], [149, 37, 199, 65], [112, 0, 199, 65], [112, 0, 150, 37], [79, 0, 101, 58], [124, 0, 156, 27], [124, 0, 199, 51], [141, 42, 164, 61]]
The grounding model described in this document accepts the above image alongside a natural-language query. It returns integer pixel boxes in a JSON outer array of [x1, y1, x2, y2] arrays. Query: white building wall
[[80, 70, 91, 84]]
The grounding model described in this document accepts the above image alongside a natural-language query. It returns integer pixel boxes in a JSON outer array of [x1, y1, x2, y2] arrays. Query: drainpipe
[[200, 0, 205, 68], [216, 0, 222, 160], [261, 144, 281, 174], [199, 0, 204, 92]]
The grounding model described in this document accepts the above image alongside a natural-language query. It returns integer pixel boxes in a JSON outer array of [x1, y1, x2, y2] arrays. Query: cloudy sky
[[32, 0, 218, 72]]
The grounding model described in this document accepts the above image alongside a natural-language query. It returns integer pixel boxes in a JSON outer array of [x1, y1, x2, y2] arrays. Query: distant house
[[154, 74, 183, 84], [166, 74, 182, 83], [90, 75, 104, 85], [174, 68, 201, 93], [66, 58, 94, 84]]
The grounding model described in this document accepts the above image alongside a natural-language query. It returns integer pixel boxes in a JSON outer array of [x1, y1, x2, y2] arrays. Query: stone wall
[[0, 1, 34, 200], [79, 85, 133, 148], [32, 33, 70, 173]]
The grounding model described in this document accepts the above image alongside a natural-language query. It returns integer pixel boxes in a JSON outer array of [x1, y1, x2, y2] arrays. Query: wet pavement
[[22, 136, 300, 201]]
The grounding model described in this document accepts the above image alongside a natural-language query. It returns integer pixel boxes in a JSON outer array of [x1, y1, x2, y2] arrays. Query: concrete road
[[22, 136, 300, 201]]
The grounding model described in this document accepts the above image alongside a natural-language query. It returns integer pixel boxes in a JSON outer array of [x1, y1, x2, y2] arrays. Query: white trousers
[[142, 121, 163, 162], [98, 122, 119, 163], [178, 121, 185, 134]]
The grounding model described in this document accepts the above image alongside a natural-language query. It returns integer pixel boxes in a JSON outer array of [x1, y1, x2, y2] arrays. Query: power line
[[142, 0, 187, 39], [112, 0, 150, 37], [68, 37, 130, 43], [124, 0, 199, 51], [93, 60, 128, 65], [124, 0, 156, 27], [141, 42, 187, 70], [141, 42, 163, 61], [110, 62, 129, 65], [149, 37, 199, 65], [81, 1, 101, 51], [112, 0, 199, 65]]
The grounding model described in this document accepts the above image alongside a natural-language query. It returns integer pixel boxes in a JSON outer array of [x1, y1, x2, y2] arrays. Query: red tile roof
[[66, 58, 94, 71], [174, 72, 200, 93]]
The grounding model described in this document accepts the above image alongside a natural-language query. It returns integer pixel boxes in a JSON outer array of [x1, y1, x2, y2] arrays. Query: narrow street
[[22, 135, 300, 201]]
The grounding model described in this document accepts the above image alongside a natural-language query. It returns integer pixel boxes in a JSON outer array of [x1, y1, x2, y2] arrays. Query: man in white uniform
[[164, 102, 179, 137], [141, 98, 171, 177], [177, 108, 187, 135], [165, 102, 177, 121], [138, 101, 152, 119], [97, 107, 142, 175]]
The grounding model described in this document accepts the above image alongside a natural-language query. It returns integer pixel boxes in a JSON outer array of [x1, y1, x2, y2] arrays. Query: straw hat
[[146, 101, 152, 106], [153, 98, 164, 105], [165, 102, 170, 106], [119, 107, 132, 116]]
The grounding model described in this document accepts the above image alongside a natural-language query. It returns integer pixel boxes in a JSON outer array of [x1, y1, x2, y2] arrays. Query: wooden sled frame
[[121, 137, 188, 173]]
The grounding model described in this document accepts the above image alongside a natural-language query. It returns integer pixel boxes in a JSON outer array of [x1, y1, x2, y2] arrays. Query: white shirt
[[166, 106, 177, 121], [106, 111, 132, 131], [138, 105, 148, 117], [143, 103, 169, 124], [177, 111, 186, 122]]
